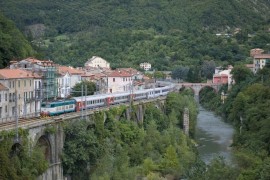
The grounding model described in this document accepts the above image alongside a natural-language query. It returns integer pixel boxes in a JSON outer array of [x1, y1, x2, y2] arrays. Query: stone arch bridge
[[175, 83, 222, 100]]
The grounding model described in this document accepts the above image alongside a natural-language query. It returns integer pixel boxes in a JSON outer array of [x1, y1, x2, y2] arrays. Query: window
[[123, 78, 125, 81], [24, 80, 26, 87], [0, 94, 1, 102], [113, 78, 115, 82], [5, 106, 7, 113], [18, 80, 20, 87], [30, 80, 31, 87], [13, 81, 15, 88], [12, 107, 15, 115], [5, 93, 7, 101], [9, 82, 11, 88], [0, 107, 2, 118]]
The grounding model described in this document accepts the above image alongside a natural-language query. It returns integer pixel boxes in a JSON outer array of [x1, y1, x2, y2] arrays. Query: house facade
[[253, 54, 270, 73], [57, 66, 84, 96], [212, 66, 233, 85], [84, 56, 110, 69], [140, 62, 151, 71], [107, 71, 132, 93], [57, 71, 71, 98], [10, 57, 58, 100], [0, 69, 42, 122]]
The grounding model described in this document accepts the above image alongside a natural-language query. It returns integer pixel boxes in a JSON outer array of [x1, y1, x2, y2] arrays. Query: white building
[[57, 71, 71, 98], [85, 56, 110, 69], [107, 70, 132, 93], [140, 62, 151, 71], [58, 66, 84, 91]]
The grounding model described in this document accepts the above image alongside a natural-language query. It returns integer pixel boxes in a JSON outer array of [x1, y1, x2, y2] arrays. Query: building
[[212, 66, 233, 85], [10, 57, 58, 100], [0, 69, 42, 122], [140, 62, 151, 71], [253, 54, 270, 73], [84, 56, 110, 69], [57, 71, 71, 98], [57, 66, 84, 91], [250, 48, 264, 57], [107, 70, 132, 93]]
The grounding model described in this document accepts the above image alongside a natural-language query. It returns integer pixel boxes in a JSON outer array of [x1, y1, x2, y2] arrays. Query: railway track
[[0, 96, 167, 132], [0, 117, 54, 131]]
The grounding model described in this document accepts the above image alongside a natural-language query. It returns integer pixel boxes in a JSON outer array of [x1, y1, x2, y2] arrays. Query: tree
[[71, 81, 96, 97], [171, 66, 189, 81], [231, 65, 253, 84], [201, 60, 215, 79]]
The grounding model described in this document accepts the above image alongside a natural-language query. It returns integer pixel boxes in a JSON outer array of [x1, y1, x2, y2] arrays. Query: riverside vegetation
[[199, 64, 270, 179]]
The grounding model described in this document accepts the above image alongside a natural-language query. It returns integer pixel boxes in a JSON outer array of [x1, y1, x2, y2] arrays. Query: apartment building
[[0, 69, 42, 123]]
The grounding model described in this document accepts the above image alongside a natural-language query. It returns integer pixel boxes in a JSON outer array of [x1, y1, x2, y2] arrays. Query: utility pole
[[81, 84, 84, 119], [84, 84, 87, 119], [15, 90, 19, 142]]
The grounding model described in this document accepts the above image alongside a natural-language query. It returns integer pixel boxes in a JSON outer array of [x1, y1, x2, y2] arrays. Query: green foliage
[[44, 125, 56, 134], [231, 65, 254, 84], [0, 12, 34, 68], [71, 80, 96, 97], [62, 120, 101, 178], [0, 138, 48, 180], [200, 64, 270, 178], [63, 98, 199, 179], [1, 1, 269, 70], [165, 92, 198, 137]]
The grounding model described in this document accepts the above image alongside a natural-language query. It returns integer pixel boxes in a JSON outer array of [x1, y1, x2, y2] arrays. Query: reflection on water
[[195, 106, 234, 164]]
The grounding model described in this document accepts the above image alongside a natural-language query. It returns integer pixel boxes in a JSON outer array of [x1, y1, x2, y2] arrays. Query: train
[[40, 83, 175, 116]]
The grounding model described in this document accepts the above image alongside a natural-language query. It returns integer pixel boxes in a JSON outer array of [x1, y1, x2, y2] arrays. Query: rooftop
[[0, 69, 40, 79]]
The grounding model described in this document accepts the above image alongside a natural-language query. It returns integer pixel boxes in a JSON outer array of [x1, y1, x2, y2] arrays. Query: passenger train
[[40, 83, 174, 116]]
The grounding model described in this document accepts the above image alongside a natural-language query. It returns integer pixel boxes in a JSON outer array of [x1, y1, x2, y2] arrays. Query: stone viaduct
[[1, 97, 166, 180], [175, 83, 221, 101]]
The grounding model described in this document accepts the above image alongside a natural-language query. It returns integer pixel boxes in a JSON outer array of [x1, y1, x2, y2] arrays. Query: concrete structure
[[140, 62, 151, 71], [0, 69, 42, 123], [85, 56, 110, 69], [183, 108, 189, 136], [107, 70, 132, 93], [10, 58, 58, 100]]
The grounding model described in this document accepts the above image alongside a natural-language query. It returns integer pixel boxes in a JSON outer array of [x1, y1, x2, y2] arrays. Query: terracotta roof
[[116, 68, 139, 75], [0, 69, 37, 79], [25, 57, 43, 63], [0, 83, 8, 91], [254, 54, 270, 59], [107, 70, 132, 77], [58, 66, 84, 75]]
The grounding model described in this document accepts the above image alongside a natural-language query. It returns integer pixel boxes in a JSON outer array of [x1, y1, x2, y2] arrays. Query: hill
[[0, 0, 269, 70], [0, 12, 35, 68]]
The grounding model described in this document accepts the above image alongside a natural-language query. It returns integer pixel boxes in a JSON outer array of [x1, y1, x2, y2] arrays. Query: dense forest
[[0, 0, 270, 70], [199, 63, 270, 179], [0, 13, 34, 68]]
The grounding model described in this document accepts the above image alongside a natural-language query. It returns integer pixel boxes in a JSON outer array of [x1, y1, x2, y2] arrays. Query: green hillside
[[0, 12, 35, 68], [0, 0, 269, 70]]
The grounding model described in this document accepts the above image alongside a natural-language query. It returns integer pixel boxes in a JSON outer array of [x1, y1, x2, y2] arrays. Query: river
[[195, 105, 234, 164]]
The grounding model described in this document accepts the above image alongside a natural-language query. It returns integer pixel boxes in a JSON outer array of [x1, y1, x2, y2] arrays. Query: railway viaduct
[[0, 96, 167, 180]]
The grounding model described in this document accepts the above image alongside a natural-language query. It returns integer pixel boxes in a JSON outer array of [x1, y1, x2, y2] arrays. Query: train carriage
[[73, 94, 108, 111], [40, 99, 76, 116]]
